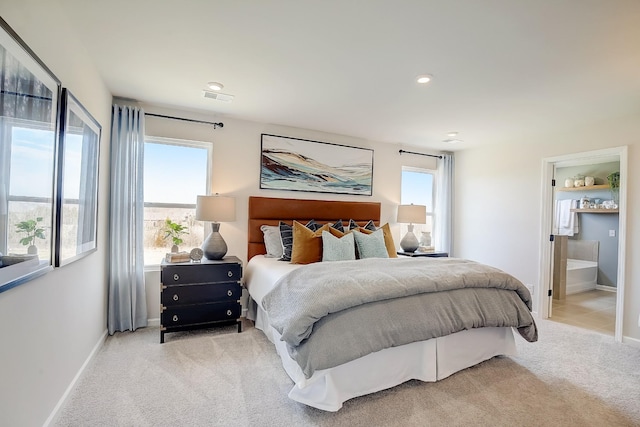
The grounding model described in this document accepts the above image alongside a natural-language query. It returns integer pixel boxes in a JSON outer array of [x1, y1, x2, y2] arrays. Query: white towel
[[554, 199, 579, 236]]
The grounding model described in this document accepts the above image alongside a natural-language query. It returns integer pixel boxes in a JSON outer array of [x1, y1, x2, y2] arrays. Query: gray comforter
[[262, 257, 537, 378]]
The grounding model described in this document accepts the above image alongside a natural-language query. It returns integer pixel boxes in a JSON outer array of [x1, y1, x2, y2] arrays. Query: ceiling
[[57, 0, 640, 151]]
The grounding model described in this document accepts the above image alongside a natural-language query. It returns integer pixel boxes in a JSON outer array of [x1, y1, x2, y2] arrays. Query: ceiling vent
[[202, 90, 234, 103]]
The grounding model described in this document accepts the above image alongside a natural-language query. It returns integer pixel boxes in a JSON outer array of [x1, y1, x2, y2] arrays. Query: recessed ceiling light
[[447, 132, 458, 137], [207, 82, 224, 91], [416, 74, 433, 84], [443, 139, 463, 144]]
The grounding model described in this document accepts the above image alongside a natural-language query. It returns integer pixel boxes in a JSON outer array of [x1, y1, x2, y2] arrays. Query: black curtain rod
[[145, 112, 223, 129], [398, 149, 442, 159]]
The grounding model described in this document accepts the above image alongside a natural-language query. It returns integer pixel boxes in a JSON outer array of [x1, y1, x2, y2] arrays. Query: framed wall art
[[260, 134, 374, 196], [0, 16, 61, 293], [54, 88, 101, 267]]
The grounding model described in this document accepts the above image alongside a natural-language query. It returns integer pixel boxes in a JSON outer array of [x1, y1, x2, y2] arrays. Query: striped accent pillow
[[331, 219, 345, 233], [279, 220, 318, 261], [348, 219, 376, 231]]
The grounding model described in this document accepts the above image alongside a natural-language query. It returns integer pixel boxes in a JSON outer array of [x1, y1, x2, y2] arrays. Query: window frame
[[401, 166, 437, 246], [143, 136, 212, 269]]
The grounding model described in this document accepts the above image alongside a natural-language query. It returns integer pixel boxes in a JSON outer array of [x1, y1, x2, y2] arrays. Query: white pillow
[[261, 225, 283, 258]]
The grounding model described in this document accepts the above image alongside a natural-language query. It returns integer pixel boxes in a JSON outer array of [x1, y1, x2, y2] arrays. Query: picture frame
[[54, 88, 101, 267], [260, 134, 374, 196], [0, 16, 61, 293]]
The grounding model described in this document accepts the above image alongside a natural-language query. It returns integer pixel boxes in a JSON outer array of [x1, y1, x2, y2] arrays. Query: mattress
[[245, 255, 517, 411]]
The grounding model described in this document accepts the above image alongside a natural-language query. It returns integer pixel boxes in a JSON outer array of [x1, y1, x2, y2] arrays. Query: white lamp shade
[[397, 204, 426, 224], [196, 195, 236, 222]]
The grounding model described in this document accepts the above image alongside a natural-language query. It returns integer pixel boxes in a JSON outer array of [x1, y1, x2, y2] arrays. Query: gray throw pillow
[[261, 225, 283, 258], [321, 230, 356, 261], [352, 229, 389, 259]]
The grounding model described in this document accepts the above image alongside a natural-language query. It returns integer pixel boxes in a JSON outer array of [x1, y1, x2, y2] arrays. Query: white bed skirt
[[254, 305, 516, 411]]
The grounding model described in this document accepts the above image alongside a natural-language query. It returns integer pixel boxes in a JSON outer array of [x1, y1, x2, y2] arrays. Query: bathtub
[[566, 258, 598, 294]]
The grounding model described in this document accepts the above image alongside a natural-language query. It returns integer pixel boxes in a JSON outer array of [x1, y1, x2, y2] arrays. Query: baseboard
[[622, 335, 640, 348], [596, 284, 617, 292], [566, 281, 597, 295], [147, 318, 160, 326], [43, 328, 109, 427]]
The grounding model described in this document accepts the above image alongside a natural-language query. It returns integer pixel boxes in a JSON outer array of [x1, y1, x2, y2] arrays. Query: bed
[[245, 196, 537, 411]]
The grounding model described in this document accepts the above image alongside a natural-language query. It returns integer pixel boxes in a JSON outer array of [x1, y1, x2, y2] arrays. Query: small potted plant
[[16, 217, 46, 255], [163, 218, 188, 253], [607, 171, 620, 203]]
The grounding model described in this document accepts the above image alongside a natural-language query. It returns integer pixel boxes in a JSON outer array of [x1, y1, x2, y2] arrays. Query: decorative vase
[[202, 223, 228, 260], [420, 231, 432, 248], [564, 178, 574, 188], [171, 244, 179, 253], [611, 188, 620, 204], [400, 225, 419, 253], [585, 176, 595, 187], [580, 196, 590, 209], [27, 245, 38, 255]]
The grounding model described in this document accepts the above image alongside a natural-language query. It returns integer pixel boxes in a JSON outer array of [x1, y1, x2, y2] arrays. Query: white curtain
[[0, 118, 9, 255], [108, 105, 147, 334], [434, 153, 454, 255], [76, 124, 99, 250]]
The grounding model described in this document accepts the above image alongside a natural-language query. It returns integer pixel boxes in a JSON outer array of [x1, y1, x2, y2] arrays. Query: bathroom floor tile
[[552, 305, 593, 316], [550, 289, 616, 335]]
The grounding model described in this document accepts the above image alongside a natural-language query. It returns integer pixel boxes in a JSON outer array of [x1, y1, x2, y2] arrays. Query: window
[[3, 123, 56, 262], [401, 167, 435, 248], [143, 137, 211, 266]]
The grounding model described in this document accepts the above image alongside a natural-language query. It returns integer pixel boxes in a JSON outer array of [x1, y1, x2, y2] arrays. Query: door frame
[[539, 146, 628, 342]]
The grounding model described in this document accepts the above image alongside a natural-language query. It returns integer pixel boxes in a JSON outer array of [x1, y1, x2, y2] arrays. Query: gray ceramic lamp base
[[202, 223, 228, 260], [399, 227, 419, 253]]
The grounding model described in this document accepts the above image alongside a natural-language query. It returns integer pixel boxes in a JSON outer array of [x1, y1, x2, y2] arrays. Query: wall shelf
[[571, 208, 619, 214], [557, 184, 610, 192]]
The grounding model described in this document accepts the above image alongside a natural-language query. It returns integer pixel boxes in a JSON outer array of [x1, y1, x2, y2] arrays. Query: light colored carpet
[[53, 318, 640, 427]]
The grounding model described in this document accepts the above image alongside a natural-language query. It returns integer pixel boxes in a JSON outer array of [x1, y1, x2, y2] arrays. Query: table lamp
[[397, 204, 426, 253], [195, 194, 236, 260]]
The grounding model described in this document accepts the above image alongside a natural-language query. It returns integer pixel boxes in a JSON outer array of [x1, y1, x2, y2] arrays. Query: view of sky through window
[[401, 170, 433, 210], [10, 128, 55, 198], [143, 142, 208, 204]]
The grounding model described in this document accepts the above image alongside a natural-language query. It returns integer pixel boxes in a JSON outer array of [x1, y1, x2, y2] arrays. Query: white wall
[[139, 104, 438, 321], [0, 2, 112, 426], [455, 112, 640, 341]]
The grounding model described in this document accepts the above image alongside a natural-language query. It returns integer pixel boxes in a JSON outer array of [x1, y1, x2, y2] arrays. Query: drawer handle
[[173, 294, 179, 301], [227, 270, 233, 278], [227, 290, 233, 297], [226, 309, 232, 316], [173, 274, 180, 281], [172, 315, 179, 322]]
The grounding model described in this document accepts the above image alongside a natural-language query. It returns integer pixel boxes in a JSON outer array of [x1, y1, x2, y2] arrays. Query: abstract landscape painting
[[260, 134, 373, 196]]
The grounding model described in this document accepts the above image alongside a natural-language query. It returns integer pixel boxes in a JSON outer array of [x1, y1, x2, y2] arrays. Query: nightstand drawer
[[162, 302, 241, 326], [162, 282, 241, 306], [162, 263, 242, 285]]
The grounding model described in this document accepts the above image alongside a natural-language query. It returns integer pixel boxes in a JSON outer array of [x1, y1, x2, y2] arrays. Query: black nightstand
[[397, 251, 449, 258], [160, 256, 243, 343]]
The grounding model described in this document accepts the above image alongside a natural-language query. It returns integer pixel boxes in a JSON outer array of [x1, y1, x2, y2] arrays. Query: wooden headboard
[[248, 196, 381, 260]]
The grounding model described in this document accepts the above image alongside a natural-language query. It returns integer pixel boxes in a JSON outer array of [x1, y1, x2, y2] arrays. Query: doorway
[[539, 147, 628, 342]]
